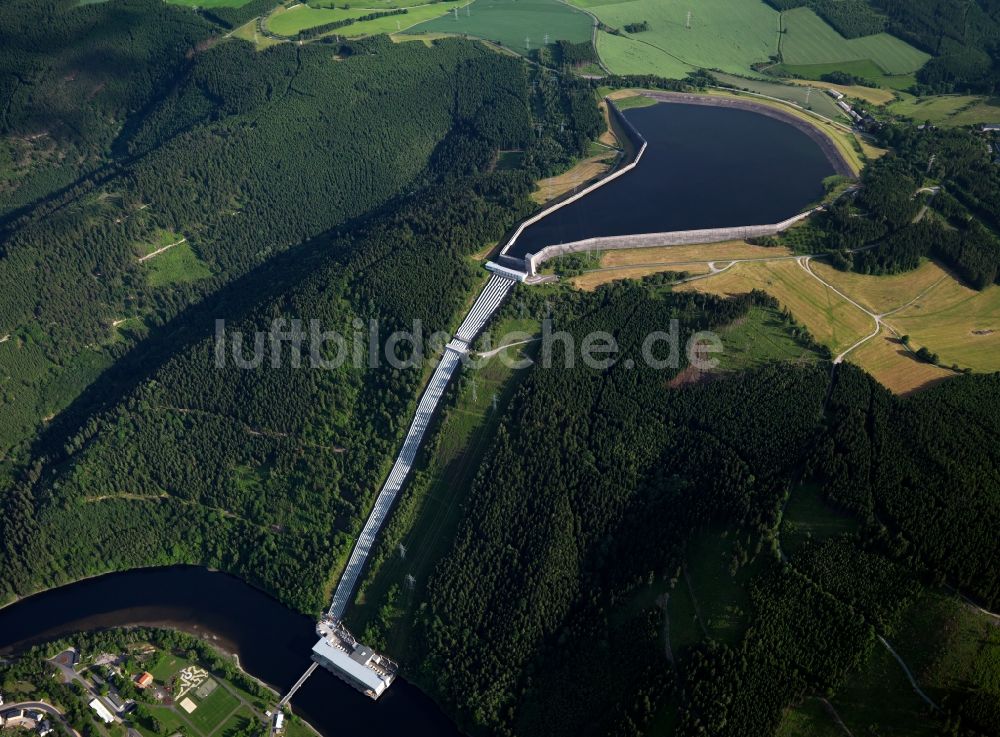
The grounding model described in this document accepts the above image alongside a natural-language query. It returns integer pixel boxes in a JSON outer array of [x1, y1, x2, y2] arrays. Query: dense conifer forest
[[1, 4, 998, 737], [0, 0, 600, 611], [397, 282, 1000, 737]]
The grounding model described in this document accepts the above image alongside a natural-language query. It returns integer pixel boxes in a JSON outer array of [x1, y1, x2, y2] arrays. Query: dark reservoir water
[[507, 102, 837, 259], [0, 567, 461, 737]]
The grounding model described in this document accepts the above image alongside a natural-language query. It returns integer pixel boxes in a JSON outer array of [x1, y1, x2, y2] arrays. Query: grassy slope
[[582, 0, 778, 75], [267, 1, 466, 36], [712, 71, 847, 121], [346, 319, 538, 663], [886, 275, 1000, 372], [780, 7, 929, 75], [679, 260, 873, 356], [891, 93, 1000, 127], [406, 0, 593, 51]]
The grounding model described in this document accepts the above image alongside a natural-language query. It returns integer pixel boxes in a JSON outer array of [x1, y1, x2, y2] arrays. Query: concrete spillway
[[328, 273, 516, 620]]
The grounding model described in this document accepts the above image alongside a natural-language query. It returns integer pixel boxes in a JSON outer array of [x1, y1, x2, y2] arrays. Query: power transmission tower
[[398, 543, 407, 560], [544, 33, 549, 45], [804, 87, 811, 106], [453, 7, 458, 20], [405, 574, 416, 590], [525, 36, 531, 51], [686, 10, 692, 29], [492, 393, 498, 412], [470, 376, 478, 403]]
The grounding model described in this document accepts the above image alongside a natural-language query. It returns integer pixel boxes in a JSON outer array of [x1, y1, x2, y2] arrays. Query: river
[[506, 101, 839, 259], [0, 567, 462, 737]]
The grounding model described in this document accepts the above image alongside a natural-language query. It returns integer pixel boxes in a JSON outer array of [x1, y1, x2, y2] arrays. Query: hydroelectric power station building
[[311, 618, 397, 699]]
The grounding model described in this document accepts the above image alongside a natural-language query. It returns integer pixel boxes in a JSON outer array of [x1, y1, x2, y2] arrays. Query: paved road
[[3, 700, 81, 737]]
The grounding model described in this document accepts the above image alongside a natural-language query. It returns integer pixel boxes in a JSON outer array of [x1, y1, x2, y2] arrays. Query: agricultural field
[[406, 0, 592, 53], [595, 30, 694, 79], [267, 1, 465, 37], [780, 7, 929, 75], [890, 94, 1000, 127], [577, 0, 779, 76]]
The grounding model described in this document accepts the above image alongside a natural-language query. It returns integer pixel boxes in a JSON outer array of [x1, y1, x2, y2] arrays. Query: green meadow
[[407, 0, 593, 52], [780, 7, 929, 75]]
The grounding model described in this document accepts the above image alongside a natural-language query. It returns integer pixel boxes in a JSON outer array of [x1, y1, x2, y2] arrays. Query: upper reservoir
[[506, 100, 844, 260]]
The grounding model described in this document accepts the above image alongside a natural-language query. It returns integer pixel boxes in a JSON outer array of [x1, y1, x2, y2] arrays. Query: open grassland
[[712, 72, 846, 121], [885, 278, 1000, 372], [891, 94, 1000, 127], [595, 30, 694, 78], [167, 0, 252, 6], [850, 332, 953, 394], [788, 78, 896, 106], [892, 593, 1000, 709], [268, 1, 465, 37], [681, 529, 766, 646], [577, 0, 778, 75], [600, 240, 793, 266], [716, 306, 821, 370], [810, 259, 950, 315], [780, 7, 929, 75], [831, 642, 939, 737], [230, 19, 284, 49], [407, 0, 592, 52], [187, 686, 240, 735], [531, 153, 616, 204], [568, 240, 793, 291], [135, 228, 184, 259], [776, 698, 851, 737], [780, 483, 859, 556], [777, 59, 917, 91], [145, 242, 212, 287], [678, 259, 872, 356], [571, 263, 711, 290]]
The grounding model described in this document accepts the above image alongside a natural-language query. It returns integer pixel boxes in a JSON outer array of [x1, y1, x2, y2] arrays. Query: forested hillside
[[778, 120, 1000, 290], [0, 13, 602, 609], [387, 281, 1000, 737], [0, 0, 599, 469], [767, 0, 1000, 91]]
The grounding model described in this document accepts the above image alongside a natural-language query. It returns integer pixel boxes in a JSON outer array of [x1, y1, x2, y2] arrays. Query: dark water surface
[[508, 102, 836, 259], [0, 567, 462, 737]]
